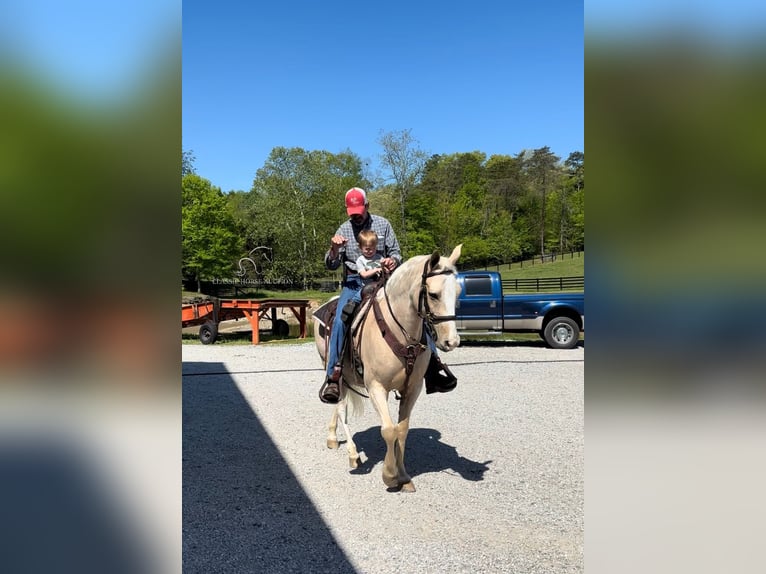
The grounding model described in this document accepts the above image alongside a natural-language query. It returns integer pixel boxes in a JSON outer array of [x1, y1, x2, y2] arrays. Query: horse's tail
[[344, 383, 365, 417]]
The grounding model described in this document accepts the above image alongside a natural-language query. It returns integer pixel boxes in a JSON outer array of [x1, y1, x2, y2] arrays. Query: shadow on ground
[[183, 362, 356, 574], [1, 438, 154, 574], [348, 426, 492, 482]]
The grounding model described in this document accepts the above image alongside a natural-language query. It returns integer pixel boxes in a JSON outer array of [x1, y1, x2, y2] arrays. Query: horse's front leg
[[394, 381, 423, 493], [367, 384, 400, 489]]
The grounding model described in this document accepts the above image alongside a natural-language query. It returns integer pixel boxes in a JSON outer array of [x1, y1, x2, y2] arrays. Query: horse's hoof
[[349, 456, 360, 469], [400, 481, 416, 493], [383, 475, 399, 489], [327, 439, 339, 449]]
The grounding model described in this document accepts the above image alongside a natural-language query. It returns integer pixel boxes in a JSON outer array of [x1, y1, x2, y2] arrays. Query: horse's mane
[[384, 255, 426, 295], [384, 252, 458, 297]]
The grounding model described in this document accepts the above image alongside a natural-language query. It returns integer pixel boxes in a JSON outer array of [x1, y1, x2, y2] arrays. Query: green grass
[[472, 251, 584, 280]]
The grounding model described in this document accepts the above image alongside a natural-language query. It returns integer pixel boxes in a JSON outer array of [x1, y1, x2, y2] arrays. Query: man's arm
[[324, 228, 347, 270]]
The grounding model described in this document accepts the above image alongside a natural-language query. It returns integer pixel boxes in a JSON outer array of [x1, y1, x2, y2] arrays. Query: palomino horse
[[314, 245, 462, 492]]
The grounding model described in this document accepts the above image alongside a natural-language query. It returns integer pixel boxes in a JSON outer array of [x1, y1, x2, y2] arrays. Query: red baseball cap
[[345, 187, 367, 216]]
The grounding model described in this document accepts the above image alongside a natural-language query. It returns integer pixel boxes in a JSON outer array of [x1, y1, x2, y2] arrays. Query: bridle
[[417, 259, 457, 339], [380, 257, 457, 342]]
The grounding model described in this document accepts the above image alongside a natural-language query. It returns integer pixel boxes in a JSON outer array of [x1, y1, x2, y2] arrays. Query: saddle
[[314, 278, 386, 382]]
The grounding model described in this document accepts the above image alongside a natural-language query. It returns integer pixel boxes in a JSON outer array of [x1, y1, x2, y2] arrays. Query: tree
[[377, 129, 428, 248], [565, 151, 584, 190], [485, 154, 524, 215], [182, 174, 243, 291], [417, 151, 488, 254], [182, 149, 196, 176], [525, 146, 561, 256], [245, 147, 368, 289], [565, 151, 585, 250], [487, 211, 523, 264]]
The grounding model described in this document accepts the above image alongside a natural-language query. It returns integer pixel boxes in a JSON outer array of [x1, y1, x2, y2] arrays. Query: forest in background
[[182, 130, 584, 291]]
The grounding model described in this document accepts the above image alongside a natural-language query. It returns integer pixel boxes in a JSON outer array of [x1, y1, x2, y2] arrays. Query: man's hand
[[329, 235, 347, 258], [380, 257, 397, 273]]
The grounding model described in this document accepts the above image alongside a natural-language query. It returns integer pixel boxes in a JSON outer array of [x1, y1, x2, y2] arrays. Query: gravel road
[[182, 340, 583, 574]]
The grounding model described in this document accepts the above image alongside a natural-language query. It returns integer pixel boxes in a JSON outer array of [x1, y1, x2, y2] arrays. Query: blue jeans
[[326, 276, 363, 377], [325, 275, 439, 378]]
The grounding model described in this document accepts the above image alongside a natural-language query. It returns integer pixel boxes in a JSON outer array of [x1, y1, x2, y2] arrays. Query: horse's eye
[[428, 292, 440, 301]]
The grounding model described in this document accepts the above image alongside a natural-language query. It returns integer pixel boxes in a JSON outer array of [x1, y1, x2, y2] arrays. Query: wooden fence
[[502, 276, 584, 292]]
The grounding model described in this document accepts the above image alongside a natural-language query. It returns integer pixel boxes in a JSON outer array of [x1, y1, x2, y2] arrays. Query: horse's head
[[420, 244, 462, 352]]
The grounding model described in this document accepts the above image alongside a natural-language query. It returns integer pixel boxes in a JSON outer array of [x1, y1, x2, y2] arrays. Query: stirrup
[[319, 378, 340, 404], [319, 364, 342, 404]]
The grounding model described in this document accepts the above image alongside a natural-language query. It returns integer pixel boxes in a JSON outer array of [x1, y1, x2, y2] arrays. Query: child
[[355, 229, 384, 284]]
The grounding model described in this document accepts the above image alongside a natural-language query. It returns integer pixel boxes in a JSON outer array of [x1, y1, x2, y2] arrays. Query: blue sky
[[586, 0, 766, 38], [5, 0, 763, 196], [182, 1, 584, 192], [1, 0, 177, 98]]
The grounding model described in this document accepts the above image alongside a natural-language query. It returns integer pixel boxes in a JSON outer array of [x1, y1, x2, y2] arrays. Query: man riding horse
[[318, 187, 458, 404]]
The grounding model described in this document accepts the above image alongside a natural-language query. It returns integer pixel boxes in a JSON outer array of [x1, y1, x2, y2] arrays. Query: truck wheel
[[199, 322, 218, 344], [543, 317, 579, 349], [273, 319, 290, 337]]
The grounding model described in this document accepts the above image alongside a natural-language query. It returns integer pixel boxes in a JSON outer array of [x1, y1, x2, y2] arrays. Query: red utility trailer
[[181, 297, 310, 345]]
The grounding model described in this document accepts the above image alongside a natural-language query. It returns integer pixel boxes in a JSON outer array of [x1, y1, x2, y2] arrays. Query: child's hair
[[358, 229, 378, 247]]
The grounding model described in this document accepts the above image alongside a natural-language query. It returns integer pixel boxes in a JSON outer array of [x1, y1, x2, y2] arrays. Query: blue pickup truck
[[455, 271, 584, 349]]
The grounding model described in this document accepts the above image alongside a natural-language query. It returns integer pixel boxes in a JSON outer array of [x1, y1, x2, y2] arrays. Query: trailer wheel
[[273, 319, 290, 337], [543, 317, 579, 349], [199, 322, 218, 344]]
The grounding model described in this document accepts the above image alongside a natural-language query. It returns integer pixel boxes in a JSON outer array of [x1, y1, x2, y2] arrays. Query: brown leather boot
[[319, 365, 342, 404], [424, 355, 457, 394]]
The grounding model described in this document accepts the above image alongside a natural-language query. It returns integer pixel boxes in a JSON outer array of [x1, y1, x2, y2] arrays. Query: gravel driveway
[[182, 341, 583, 574]]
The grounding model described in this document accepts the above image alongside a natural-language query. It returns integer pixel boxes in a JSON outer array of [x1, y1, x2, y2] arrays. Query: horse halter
[[417, 259, 457, 332]]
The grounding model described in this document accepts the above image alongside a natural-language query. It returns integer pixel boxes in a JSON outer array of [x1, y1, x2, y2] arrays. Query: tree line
[[182, 131, 584, 291]]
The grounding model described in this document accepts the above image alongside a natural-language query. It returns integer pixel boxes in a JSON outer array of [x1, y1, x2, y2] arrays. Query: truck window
[[464, 276, 492, 296]]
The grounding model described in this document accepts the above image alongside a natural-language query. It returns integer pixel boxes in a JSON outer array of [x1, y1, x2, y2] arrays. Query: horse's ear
[[448, 244, 463, 265], [429, 250, 440, 270]]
